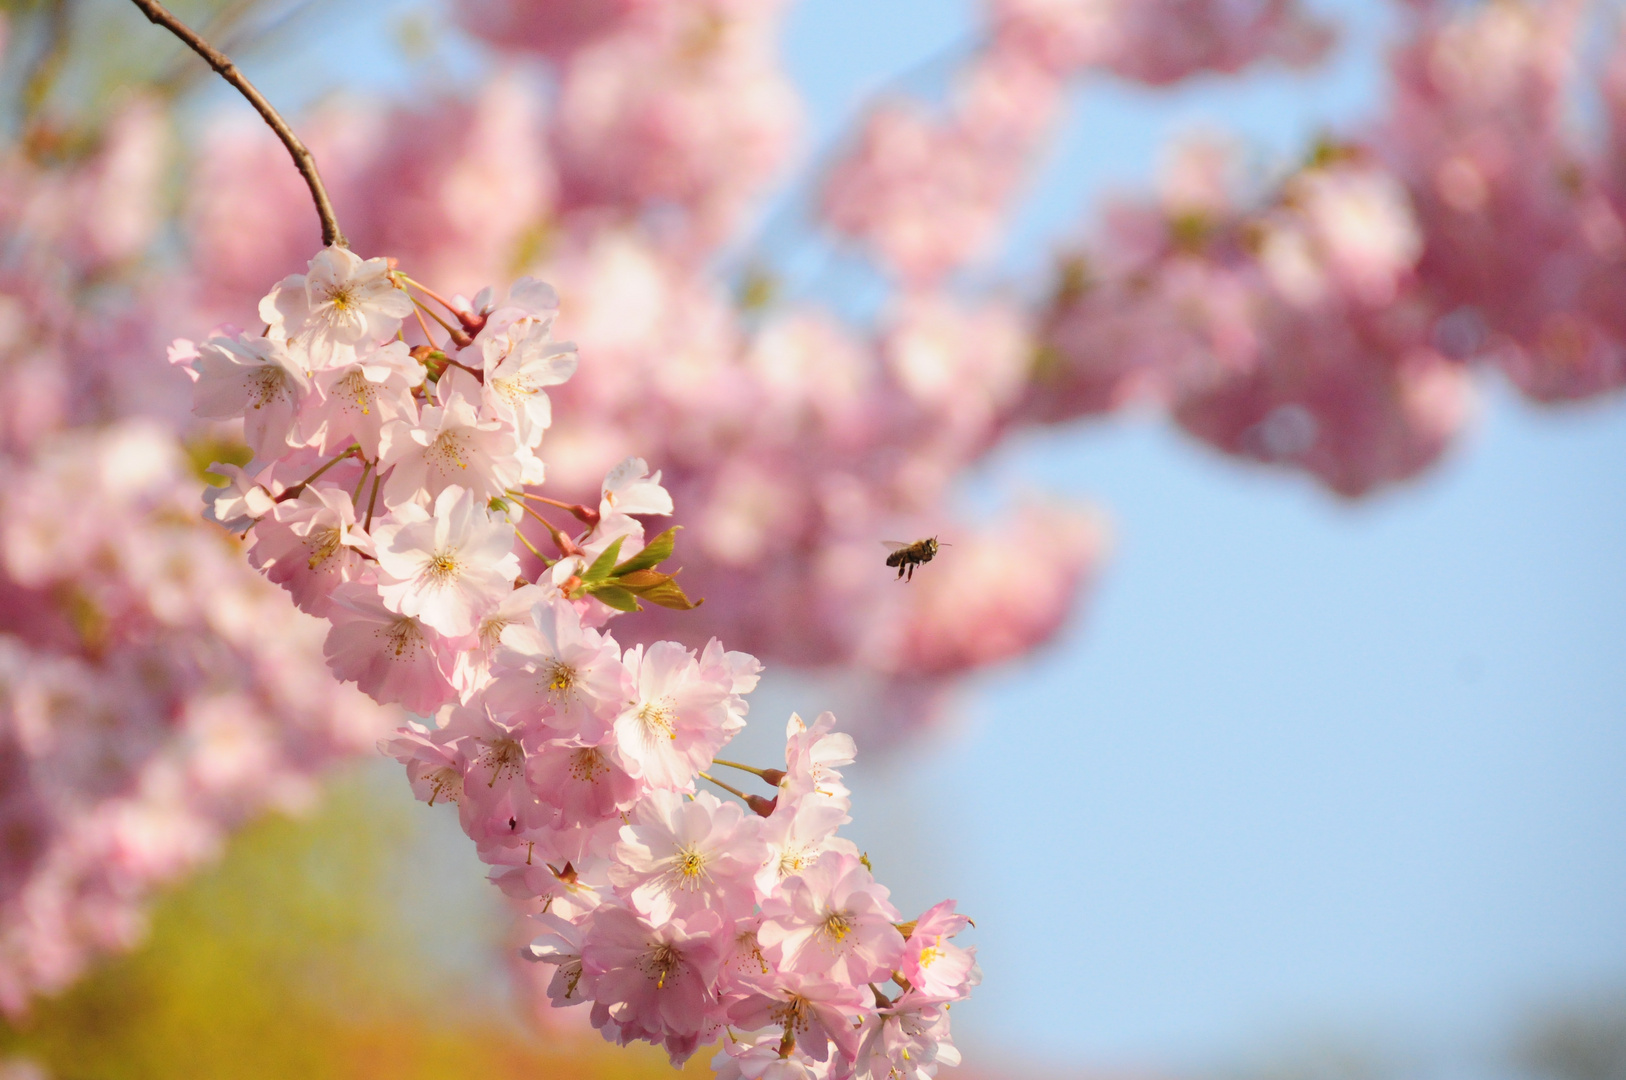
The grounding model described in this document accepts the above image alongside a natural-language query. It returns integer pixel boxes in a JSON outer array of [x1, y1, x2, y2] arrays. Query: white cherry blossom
[[191, 334, 310, 458], [478, 317, 578, 448], [377, 378, 521, 507], [601, 456, 675, 518], [301, 339, 424, 457], [260, 246, 413, 364], [372, 485, 520, 637]]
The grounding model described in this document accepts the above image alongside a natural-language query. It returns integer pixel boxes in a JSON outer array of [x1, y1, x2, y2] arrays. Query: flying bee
[[883, 537, 943, 582]]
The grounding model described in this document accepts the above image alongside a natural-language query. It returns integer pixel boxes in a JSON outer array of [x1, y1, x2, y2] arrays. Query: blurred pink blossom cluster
[[0, 116, 394, 1013], [1030, 0, 1626, 494], [823, 0, 1331, 284], [182, 243, 977, 1079]]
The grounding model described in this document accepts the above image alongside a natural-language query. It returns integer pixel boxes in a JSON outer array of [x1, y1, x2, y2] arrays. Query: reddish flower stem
[[520, 491, 601, 527], [521, 504, 582, 557]]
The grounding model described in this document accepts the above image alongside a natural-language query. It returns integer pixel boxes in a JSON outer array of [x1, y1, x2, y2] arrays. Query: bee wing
[[881, 541, 909, 551]]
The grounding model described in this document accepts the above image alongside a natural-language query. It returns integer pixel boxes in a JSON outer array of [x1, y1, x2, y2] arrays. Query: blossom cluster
[[10, 0, 1626, 1016], [0, 110, 394, 1014], [180, 247, 978, 1078], [1028, 0, 1626, 494]]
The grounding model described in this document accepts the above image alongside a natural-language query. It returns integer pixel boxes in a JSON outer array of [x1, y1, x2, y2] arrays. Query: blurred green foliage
[[0, 767, 712, 1080], [1, 0, 341, 155]]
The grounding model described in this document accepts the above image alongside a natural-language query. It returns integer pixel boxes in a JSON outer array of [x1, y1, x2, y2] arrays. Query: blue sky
[[239, 0, 1626, 1070], [772, 0, 1626, 1070]]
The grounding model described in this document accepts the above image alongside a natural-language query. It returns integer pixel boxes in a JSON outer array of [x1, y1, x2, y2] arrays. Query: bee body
[[883, 536, 940, 582]]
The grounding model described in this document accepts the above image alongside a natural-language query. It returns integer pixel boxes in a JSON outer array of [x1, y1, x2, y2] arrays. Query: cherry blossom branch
[[126, 0, 346, 248]]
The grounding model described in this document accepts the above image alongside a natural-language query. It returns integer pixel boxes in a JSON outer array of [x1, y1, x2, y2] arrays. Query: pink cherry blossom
[[485, 597, 628, 739], [777, 712, 855, 808], [382, 722, 467, 808], [378, 379, 527, 507], [247, 484, 374, 616], [610, 789, 767, 922], [200, 461, 280, 533], [726, 972, 870, 1065], [322, 581, 459, 713], [852, 990, 960, 1080], [580, 904, 723, 1060], [476, 315, 578, 448], [437, 703, 551, 846], [899, 900, 979, 1002], [601, 456, 674, 518], [526, 736, 643, 826], [301, 339, 424, 458], [757, 851, 905, 986], [613, 641, 735, 790], [756, 797, 856, 898], [525, 910, 592, 1008], [713, 1033, 827, 1080], [453, 582, 552, 697]]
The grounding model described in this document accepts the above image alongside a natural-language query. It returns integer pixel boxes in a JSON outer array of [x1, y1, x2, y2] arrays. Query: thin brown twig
[[126, 0, 346, 248]]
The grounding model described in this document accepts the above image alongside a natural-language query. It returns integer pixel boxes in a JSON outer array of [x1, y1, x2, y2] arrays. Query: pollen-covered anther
[[480, 736, 523, 785], [305, 525, 344, 570], [429, 431, 469, 470], [567, 746, 610, 784], [426, 766, 463, 806], [379, 616, 425, 658], [338, 368, 375, 413], [636, 698, 678, 742], [322, 282, 356, 311], [820, 910, 853, 943], [670, 845, 708, 891], [547, 660, 576, 694], [642, 943, 683, 990], [251, 367, 287, 409], [424, 551, 460, 584]]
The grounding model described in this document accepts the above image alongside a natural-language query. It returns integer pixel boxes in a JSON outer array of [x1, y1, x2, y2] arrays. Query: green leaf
[[636, 578, 703, 611], [613, 569, 671, 591], [587, 584, 640, 612], [581, 536, 627, 584], [612, 526, 680, 576]]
